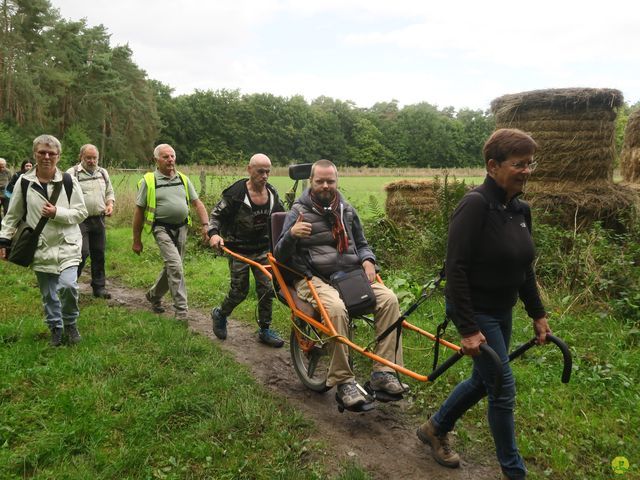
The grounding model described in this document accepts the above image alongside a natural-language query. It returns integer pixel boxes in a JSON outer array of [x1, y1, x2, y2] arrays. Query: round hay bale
[[621, 108, 640, 182], [385, 179, 472, 224], [385, 180, 441, 223], [491, 88, 623, 183], [523, 181, 638, 232]]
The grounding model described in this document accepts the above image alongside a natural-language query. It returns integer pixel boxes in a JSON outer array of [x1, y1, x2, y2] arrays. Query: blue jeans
[[35, 267, 80, 330], [432, 305, 526, 479]]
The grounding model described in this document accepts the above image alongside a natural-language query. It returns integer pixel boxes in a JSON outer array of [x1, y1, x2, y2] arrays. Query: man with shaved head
[[207, 153, 285, 347]]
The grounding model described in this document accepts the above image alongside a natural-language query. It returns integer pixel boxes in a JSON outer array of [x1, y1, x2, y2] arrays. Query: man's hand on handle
[[209, 234, 224, 252]]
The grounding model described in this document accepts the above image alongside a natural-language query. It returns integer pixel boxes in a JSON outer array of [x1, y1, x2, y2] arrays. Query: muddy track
[[92, 282, 500, 480]]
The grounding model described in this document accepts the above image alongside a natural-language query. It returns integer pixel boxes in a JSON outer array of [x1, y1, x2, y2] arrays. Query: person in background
[[132, 144, 209, 320], [5, 160, 33, 199], [0, 158, 12, 221], [416, 128, 551, 480], [208, 153, 285, 347], [0, 135, 88, 346], [67, 144, 115, 299]]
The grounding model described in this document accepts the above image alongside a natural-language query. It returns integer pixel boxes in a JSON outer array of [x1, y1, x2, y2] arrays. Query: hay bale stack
[[385, 179, 471, 224], [491, 88, 623, 182], [524, 181, 638, 232], [621, 108, 640, 182], [385, 180, 440, 223]]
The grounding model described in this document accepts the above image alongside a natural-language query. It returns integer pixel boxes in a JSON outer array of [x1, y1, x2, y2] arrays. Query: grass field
[[1, 168, 638, 479]]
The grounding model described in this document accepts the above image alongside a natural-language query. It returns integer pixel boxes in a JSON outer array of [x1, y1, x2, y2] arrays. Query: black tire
[[290, 317, 331, 393]]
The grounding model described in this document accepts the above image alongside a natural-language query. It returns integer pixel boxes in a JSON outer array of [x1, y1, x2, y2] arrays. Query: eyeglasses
[[510, 161, 538, 172], [36, 150, 59, 158]]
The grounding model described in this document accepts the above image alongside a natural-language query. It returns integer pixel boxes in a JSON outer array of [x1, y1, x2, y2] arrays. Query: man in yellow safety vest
[[132, 144, 209, 320]]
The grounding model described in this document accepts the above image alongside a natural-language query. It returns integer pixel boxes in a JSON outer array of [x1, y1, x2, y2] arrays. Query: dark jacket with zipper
[[207, 179, 284, 254], [445, 175, 546, 336], [274, 189, 375, 279]]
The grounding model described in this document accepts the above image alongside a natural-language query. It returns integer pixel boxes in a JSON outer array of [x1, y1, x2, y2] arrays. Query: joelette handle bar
[[427, 344, 504, 398], [508, 334, 572, 384]]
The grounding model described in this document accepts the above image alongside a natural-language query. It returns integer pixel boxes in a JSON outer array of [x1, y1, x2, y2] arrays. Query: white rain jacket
[[0, 167, 88, 273]]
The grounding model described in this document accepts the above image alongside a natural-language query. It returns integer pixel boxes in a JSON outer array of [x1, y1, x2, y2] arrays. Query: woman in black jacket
[[417, 128, 551, 480]]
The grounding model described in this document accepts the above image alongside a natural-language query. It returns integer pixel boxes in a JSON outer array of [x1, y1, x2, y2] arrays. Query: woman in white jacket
[[0, 135, 88, 346]]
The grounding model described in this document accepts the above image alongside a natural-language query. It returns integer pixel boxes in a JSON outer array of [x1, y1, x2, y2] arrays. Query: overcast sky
[[52, 0, 640, 111]]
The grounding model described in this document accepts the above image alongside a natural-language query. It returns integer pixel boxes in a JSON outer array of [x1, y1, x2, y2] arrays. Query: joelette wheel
[[290, 316, 331, 392]]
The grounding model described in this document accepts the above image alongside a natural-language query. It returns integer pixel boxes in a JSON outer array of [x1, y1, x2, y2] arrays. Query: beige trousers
[[149, 225, 188, 314], [296, 276, 404, 387]]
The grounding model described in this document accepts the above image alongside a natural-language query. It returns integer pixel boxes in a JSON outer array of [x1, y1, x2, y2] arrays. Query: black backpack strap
[[20, 177, 30, 221], [62, 172, 73, 203]]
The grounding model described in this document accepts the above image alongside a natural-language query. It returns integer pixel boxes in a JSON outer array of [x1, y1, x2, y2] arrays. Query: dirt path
[[95, 282, 500, 480]]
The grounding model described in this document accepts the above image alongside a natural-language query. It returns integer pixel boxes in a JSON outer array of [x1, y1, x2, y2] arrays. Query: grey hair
[[79, 144, 99, 159], [32, 134, 62, 155], [153, 144, 174, 159], [0, 158, 6, 166]]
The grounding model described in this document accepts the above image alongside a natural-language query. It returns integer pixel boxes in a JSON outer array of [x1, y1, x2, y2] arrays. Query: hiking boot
[[417, 418, 460, 468], [66, 325, 82, 345], [211, 307, 227, 340], [336, 382, 367, 408], [93, 288, 111, 299], [175, 310, 188, 321], [258, 328, 284, 348], [145, 291, 165, 314], [49, 327, 64, 347], [370, 371, 405, 395]]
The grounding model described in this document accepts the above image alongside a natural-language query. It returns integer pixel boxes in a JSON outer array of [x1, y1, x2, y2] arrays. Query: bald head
[[249, 153, 271, 168], [247, 153, 272, 191], [0, 158, 6, 170]]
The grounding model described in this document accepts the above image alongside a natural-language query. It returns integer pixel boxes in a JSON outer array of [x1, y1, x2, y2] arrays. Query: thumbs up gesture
[[291, 212, 312, 238]]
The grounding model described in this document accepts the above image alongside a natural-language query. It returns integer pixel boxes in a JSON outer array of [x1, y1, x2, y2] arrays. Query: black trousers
[[78, 216, 107, 291]]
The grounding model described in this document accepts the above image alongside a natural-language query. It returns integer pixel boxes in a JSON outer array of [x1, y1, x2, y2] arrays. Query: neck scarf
[[310, 191, 349, 253]]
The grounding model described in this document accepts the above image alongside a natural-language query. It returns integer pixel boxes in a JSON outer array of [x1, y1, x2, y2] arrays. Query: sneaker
[[258, 328, 284, 348], [416, 418, 460, 468], [145, 291, 165, 314], [370, 371, 405, 395], [50, 327, 63, 347], [175, 310, 188, 321], [66, 325, 82, 345], [211, 307, 227, 340], [336, 382, 367, 408], [93, 288, 111, 299]]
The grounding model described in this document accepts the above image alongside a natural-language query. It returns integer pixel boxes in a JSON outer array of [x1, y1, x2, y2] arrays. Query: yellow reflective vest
[[138, 171, 191, 233]]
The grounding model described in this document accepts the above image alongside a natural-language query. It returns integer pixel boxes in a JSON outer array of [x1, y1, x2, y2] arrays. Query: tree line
[[0, 0, 635, 169]]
